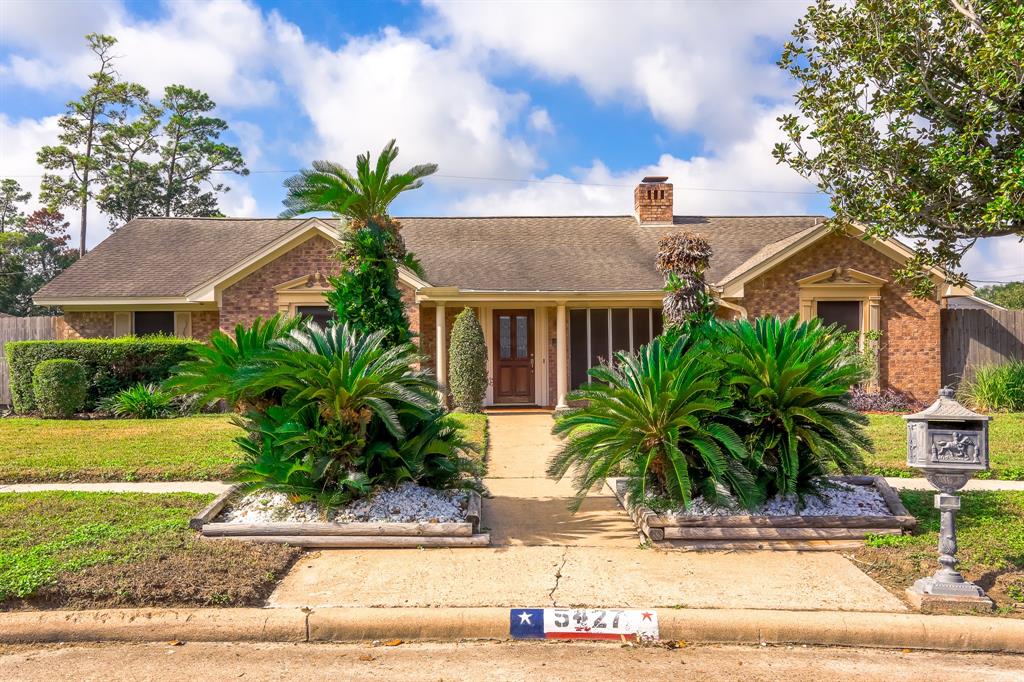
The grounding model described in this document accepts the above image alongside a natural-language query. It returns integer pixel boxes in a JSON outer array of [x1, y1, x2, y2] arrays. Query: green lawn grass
[[864, 413, 1024, 480], [0, 412, 489, 483], [447, 412, 489, 470], [448, 412, 488, 450], [0, 491, 299, 608], [854, 491, 1024, 615], [0, 415, 240, 482]]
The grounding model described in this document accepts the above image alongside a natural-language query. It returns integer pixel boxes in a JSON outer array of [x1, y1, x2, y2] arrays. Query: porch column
[[435, 303, 447, 398], [556, 303, 568, 409]]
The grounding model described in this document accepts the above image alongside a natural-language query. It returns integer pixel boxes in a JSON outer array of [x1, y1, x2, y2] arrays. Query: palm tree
[[280, 140, 435, 345], [548, 334, 758, 512], [710, 316, 871, 497], [280, 139, 437, 222]]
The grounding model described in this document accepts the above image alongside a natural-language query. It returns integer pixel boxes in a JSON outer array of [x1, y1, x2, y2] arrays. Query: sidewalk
[[267, 412, 905, 614], [885, 477, 1024, 491]]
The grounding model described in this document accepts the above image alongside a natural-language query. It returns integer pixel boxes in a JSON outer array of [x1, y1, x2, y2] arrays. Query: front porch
[[417, 291, 683, 409]]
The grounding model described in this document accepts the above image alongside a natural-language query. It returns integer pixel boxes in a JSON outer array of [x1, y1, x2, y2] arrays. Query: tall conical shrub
[[448, 307, 487, 412]]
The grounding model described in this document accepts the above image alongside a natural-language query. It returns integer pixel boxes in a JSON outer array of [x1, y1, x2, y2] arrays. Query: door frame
[[491, 309, 536, 405]]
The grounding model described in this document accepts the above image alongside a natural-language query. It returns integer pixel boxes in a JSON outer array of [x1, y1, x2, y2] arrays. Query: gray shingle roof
[[35, 215, 824, 299]]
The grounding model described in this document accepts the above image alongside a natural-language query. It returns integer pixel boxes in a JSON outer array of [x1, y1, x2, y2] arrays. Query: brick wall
[[190, 310, 220, 341], [220, 234, 420, 339], [546, 306, 558, 407], [220, 235, 339, 331], [61, 311, 114, 339], [741, 233, 941, 401]]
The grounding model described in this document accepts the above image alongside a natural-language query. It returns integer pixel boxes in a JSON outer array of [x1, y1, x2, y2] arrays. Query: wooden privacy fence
[[0, 316, 63, 406], [941, 308, 1024, 387]]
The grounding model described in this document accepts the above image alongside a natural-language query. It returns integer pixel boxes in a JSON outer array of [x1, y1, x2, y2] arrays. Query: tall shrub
[[32, 358, 86, 418], [5, 337, 199, 413], [448, 307, 487, 412]]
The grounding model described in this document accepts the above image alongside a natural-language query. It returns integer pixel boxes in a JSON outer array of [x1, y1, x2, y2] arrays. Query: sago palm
[[235, 322, 439, 442], [280, 139, 437, 222], [548, 335, 758, 512], [164, 313, 304, 410], [712, 316, 871, 497]]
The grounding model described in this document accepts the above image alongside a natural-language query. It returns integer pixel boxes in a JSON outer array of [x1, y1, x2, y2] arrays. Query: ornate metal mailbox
[[904, 389, 992, 608], [906, 388, 989, 483]]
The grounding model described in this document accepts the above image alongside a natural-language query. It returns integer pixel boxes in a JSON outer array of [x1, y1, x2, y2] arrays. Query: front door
[[493, 310, 535, 404]]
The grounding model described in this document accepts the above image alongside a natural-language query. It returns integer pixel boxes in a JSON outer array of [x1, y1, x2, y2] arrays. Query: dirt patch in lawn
[[0, 492, 301, 611], [27, 542, 301, 610], [845, 490, 1024, 617]]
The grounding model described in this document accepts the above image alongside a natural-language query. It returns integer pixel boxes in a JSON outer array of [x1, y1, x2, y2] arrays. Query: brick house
[[34, 177, 975, 406]]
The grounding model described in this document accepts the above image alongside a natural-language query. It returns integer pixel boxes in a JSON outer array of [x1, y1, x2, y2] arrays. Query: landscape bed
[[610, 475, 917, 551], [191, 483, 489, 548]]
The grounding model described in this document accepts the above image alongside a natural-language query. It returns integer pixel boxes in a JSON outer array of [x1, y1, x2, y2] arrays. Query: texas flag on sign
[[509, 608, 659, 641]]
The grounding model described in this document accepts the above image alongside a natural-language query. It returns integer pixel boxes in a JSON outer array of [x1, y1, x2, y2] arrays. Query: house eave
[[415, 288, 666, 304]]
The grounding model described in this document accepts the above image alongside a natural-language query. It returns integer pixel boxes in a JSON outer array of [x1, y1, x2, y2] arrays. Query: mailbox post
[[904, 388, 993, 611]]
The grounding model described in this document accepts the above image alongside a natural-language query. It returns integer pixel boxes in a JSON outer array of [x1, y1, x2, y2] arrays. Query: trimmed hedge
[[448, 307, 487, 412], [5, 337, 201, 413], [32, 359, 87, 418]]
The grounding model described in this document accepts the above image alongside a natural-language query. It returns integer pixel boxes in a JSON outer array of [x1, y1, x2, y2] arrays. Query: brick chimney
[[634, 176, 673, 224]]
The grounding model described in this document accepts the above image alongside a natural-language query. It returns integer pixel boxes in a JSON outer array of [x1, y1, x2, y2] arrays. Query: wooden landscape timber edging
[[190, 486, 489, 548], [608, 476, 916, 551]]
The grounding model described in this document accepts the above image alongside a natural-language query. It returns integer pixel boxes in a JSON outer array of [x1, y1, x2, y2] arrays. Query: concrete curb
[[2, 607, 1023, 652]]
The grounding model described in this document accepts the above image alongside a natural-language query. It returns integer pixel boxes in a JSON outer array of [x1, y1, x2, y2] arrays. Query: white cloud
[[270, 22, 540, 179], [426, 0, 797, 148], [0, 0, 124, 53], [452, 107, 821, 216], [528, 107, 555, 134], [216, 179, 260, 218], [0, 113, 60, 178], [961, 235, 1024, 284], [1, 0, 277, 107]]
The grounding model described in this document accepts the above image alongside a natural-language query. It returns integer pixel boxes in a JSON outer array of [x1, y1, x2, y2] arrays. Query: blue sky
[[1, 0, 1020, 282]]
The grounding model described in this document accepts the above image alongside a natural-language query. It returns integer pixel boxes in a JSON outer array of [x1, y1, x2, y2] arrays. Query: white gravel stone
[[216, 483, 469, 525], [667, 478, 892, 518]]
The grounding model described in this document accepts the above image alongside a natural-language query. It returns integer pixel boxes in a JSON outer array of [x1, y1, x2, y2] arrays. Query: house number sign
[[509, 608, 659, 641]]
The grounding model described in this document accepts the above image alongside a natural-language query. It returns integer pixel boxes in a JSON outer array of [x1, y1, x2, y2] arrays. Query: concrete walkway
[[480, 411, 638, 547], [269, 412, 906, 613], [886, 477, 1024, 491], [0, 481, 233, 494]]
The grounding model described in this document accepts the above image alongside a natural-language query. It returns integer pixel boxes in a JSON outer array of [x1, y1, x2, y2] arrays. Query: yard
[[0, 492, 300, 608], [447, 412, 489, 461], [0, 415, 240, 482], [0, 413, 489, 483], [863, 413, 1024, 480], [851, 490, 1024, 616]]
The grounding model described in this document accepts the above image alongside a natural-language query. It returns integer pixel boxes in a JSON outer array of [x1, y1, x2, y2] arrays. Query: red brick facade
[[220, 235, 340, 331], [190, 310, 220, 341], [62, 311, 114, 339], [55, 228, 941, 404], [218, 234, 419, 338], [740, 233, 942, 401]]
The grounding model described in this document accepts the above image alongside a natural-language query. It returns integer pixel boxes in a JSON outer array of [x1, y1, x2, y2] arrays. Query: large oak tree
[[775, 0, 1023, 296]]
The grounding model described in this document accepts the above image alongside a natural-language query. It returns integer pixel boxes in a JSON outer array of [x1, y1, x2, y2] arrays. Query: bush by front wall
[[32, 359, 87, 418], [6, 337, 201, 413]]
